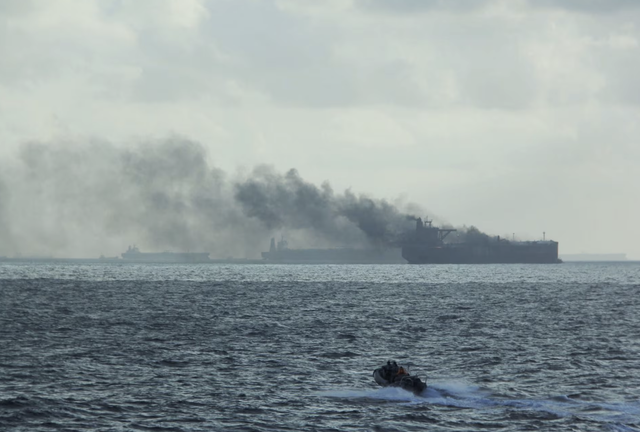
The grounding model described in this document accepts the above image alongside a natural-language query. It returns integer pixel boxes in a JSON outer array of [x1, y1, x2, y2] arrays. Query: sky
[[0, 0, 639, 259]]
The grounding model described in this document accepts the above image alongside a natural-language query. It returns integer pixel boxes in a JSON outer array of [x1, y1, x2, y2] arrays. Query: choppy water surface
[[1, 262, 639, 431]]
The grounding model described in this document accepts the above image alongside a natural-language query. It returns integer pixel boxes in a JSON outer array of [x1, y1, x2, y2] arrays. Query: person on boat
[[374, 360, 427, 394], [392, 365, 410, 384], [381, 360, 399, 381]]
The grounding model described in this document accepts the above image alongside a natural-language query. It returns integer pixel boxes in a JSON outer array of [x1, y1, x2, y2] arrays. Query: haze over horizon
[[1, 0, 638, 259]]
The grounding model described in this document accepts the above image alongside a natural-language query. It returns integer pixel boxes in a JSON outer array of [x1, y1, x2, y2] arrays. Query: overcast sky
[[1, 0, 639, 258]]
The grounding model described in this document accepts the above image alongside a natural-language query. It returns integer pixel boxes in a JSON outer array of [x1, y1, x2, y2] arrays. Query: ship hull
[[402, 242, 559, 264]]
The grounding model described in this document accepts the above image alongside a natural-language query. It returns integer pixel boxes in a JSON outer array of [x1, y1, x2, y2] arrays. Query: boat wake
[[319, 386, 426, 403], [319, 381, 640, 429]]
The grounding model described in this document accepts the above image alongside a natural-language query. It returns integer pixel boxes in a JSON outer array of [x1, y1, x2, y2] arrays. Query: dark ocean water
[[1, 262, 639, 431]]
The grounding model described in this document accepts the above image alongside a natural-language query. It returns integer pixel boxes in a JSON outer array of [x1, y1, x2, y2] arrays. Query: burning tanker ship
[[401, 217, 560, 264], [261, 217, 560, 264]]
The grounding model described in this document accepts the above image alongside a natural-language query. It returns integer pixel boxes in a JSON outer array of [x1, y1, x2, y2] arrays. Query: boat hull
[[373, 368, 427, 395]]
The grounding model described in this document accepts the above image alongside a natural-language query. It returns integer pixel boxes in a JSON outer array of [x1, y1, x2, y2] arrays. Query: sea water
[[1, 262, 639, 431]]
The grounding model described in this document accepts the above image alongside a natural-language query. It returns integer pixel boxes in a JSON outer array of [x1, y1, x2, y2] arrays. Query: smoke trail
[[444, 225, 492, 245], [0, 137, 266, 258], [234, 166, 415, 247], [0, 177, 13, 256], [0, 137, 419, 258]]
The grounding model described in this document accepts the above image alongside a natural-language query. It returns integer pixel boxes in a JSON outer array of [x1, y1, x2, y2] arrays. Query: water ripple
[[1, 262, 639, 431]]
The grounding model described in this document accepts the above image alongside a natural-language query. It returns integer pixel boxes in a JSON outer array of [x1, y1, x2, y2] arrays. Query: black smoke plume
[[234, 167, 413, 247], [0, 137, 418, 258]]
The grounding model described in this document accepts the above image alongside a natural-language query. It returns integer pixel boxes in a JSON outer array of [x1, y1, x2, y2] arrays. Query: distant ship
[[121, 246, 211, 263], [261, 238, 405, 264], [401, 218, 560, 264]]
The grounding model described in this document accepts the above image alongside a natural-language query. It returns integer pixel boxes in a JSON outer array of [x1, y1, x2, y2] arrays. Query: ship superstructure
[[401, 218, 560, 264]]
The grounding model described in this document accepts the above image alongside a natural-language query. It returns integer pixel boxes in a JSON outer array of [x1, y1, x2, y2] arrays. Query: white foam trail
[[318, 381, 640, 428], [430, 380, 484, 395], [421, 380, 495, 409], [318, 381, 491, 406], [317, 387, 423, 402], [598, 401, 640, 417]]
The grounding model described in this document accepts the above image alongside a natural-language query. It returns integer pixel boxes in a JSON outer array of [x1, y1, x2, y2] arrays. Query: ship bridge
[[413, 217, 456, 246]]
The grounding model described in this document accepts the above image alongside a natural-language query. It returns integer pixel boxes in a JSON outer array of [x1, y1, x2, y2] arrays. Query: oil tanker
[[401, 218, 560, 264]]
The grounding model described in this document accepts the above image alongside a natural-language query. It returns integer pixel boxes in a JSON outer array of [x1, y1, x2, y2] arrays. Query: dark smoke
[[444, 225, 492, 245], [0, 137, 419, 258], [0, 137, 265, 258], [234, 167, 414, 247]]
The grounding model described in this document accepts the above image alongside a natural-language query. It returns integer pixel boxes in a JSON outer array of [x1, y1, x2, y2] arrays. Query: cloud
[[357, 0, 493, 14], [528, 0, 640, 13], [358, 0, 640, 14], [3, 0, 640, 111]]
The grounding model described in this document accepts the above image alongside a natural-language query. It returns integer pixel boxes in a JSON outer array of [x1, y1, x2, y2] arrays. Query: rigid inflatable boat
[[373, 360, 427, 395]]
